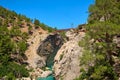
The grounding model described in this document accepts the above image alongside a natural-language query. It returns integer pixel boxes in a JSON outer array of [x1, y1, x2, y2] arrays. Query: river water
[[37, 57, 55, 80], [37, 75, 55, 80], [37, 66, 55, 80]]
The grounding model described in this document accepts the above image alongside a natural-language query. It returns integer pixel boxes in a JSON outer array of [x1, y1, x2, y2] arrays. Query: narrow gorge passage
[[37, 33, 64, 80]]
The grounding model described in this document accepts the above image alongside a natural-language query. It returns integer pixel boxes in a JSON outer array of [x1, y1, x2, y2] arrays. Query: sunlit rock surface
[[54, 30, 85, 80]]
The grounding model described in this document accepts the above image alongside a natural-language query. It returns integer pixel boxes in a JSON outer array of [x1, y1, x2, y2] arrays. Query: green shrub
[[0, 62, 29, 79]]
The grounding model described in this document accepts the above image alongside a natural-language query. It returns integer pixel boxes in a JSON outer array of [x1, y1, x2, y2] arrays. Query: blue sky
[[0, 0, 94, 29]]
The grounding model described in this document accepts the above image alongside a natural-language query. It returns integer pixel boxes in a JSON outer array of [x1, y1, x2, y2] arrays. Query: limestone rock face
[[25, 30, 48, 68], [53, 30, 85, 80]]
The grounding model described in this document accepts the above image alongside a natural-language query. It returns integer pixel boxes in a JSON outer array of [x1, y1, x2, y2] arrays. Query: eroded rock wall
[[37, 33, 64, 67]]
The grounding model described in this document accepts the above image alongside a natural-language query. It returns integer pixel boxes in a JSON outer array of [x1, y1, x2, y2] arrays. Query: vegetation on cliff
[[0, 6, 55, 79], [0, 25, 29, 79], [76, 0, 120, 80]]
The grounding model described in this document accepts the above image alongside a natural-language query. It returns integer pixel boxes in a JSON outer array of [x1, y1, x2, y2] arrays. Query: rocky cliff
[[53, 29, 85, 80]]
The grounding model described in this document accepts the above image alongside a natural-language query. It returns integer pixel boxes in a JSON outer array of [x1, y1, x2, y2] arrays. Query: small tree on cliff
[[34, 19, 40, 26]]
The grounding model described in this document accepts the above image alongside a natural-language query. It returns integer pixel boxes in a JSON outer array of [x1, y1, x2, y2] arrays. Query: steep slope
[[53, 29, 85, 80], [0, 6, 56, 79]]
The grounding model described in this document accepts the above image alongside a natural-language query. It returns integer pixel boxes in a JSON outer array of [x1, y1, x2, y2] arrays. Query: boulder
[[41, 71, 52, 77]]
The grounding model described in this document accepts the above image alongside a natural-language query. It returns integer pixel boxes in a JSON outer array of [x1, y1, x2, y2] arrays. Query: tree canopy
[[76, 0, 120, 80]]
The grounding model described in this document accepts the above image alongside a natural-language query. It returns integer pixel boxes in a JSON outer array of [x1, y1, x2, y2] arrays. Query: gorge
[[24, 27, 85, 80], [37, 33, 64, 80]]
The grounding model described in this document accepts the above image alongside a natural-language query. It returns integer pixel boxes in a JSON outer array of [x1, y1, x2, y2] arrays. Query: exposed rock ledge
[[53, 29, 85, 80]]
